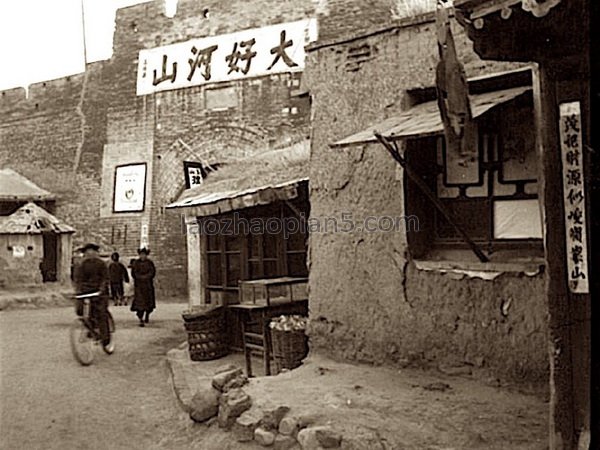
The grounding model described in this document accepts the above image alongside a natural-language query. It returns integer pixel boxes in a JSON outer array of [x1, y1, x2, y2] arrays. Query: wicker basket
[[271, 328, 308, 372], [182, 307, 228, 361]]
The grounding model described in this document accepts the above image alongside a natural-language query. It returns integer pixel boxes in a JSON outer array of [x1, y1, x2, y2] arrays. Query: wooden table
[[228, 299, 308, 377]]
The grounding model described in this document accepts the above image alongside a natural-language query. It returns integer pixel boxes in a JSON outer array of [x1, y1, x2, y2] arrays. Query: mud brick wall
[[104, 0, 314, 297], [304, 14, 548, 382], [0, 62, 109, 250]]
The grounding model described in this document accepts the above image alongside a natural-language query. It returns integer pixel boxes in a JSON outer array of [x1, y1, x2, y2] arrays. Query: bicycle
[[69, 292, 116, 366]]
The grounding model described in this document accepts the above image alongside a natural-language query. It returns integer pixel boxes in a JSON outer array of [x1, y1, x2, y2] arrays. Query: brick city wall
[[0, 62, 109, 251], [102, 0, 315, 297], [304, 14, 548, 382], [1, 0, 315, 297]]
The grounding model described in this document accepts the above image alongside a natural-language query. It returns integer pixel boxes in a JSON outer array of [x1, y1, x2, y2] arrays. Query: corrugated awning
[[330, 86, 531, 148], [167, 178, 308, 217], [166, 140, 309, 217]]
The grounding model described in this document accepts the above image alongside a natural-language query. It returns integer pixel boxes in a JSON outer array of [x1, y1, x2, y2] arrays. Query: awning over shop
[[0, 168, 55, 201], [166, 139, 309, 217], [330, 86, 531, 148]]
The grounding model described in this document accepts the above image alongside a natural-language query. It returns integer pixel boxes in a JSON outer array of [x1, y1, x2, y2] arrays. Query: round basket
[[271, 328, 308, 372], [182, 307, 228, 361]]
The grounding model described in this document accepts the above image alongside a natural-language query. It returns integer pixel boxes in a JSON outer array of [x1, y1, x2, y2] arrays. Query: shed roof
[[330, 86, 531, 148], [0, 202, 74, 235], [167, 140, 309, 216], [0, 169, 55, 201]]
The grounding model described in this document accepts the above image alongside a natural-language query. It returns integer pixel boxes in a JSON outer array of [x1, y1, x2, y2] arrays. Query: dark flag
[[435, 0, 478, 184]]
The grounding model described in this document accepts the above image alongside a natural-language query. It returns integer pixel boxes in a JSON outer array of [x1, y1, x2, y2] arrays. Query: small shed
[[0, 203, 74, 286]]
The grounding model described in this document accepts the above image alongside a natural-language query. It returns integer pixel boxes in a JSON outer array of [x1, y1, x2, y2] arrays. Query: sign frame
[[183, 161, 206, 189], [113, 163, 148, 213], [136, 18, 318, 96], [558, 100, 589, 294]]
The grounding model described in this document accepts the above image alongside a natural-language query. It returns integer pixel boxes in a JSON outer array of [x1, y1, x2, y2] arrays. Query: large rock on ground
[[218, 388, 252, 429], [274, 434, 299, 450], [261, 405, 290, 430], [298, 426, 342, 449], [189, 384, 221, 423], [279, 416, 301, 437], [233, 409, 263, 442], [254, 427, 276, 446], [212, 367, 244, 392]]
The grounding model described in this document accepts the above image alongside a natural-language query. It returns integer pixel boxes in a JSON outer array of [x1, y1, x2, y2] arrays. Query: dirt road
[[0, 303, 204, 450]]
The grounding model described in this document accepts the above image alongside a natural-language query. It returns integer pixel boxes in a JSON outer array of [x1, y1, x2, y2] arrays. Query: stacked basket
[[269, 315, 309, 373], [182, 307, 228, 361]]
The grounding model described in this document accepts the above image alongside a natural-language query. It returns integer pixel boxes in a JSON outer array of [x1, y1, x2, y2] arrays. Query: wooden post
[[590, 1, 600, 445], [532, 61, 592, 449], [185, 214, 205, 309]]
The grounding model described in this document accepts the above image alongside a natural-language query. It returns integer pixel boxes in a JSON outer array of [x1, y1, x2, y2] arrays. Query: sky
[[0, 0, 152, 90]]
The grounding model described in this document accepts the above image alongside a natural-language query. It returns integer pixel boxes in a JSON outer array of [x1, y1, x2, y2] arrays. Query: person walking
[[74, 243, 114, 353], [108, 252, 130, 306], [130, 248, 156, 327]]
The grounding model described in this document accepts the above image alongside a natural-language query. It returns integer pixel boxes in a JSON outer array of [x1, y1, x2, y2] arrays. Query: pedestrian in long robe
[[130, 248, 156, 327]]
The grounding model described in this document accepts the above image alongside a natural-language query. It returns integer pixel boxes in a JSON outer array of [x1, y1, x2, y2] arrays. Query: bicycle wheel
[[102, 312, 116, 355], [69, 319, 95, 366]]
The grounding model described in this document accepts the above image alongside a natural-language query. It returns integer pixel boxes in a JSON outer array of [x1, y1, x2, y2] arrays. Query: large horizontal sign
[[559, 101, 589, 294], [113, 163, 147, 213], [136, 19, 318, 95]]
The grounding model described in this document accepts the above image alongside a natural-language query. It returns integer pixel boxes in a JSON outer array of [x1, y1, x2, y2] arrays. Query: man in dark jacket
[[108, 252, 130, 306], [74, 243, 113, 353], [131, 247, 156, 327]]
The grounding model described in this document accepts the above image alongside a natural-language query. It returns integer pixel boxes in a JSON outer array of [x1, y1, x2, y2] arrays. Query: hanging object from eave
[[435, 0, 479, 185]]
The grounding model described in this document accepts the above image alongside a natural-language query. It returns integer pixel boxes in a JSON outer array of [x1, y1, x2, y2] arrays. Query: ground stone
[[233, 409, 263, 442], [297, 414, 318, 430], [298, 427, 342, 449], [261, 405, 290, 430], [189, 384, 220, 423], [212, 368, 244, 392], [254, 427, 276, 446], [218, 388, 252, 429], [279, 416, 301, 436], [274, 434, 298, 450], [223, 374, 248, 392]]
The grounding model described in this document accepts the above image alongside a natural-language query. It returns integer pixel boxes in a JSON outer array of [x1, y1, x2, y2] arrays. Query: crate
[[239, 277, 308, 306]]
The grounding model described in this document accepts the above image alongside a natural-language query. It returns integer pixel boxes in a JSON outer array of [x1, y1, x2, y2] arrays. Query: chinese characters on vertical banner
[[559, 101, 589, 294], [137, 19, 318, 95]]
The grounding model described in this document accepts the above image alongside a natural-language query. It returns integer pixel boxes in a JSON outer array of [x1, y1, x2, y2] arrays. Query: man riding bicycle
[[74, 243, 114, 354]]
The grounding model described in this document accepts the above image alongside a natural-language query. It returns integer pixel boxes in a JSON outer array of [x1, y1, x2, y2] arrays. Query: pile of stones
[[188, 365, 343, 449]]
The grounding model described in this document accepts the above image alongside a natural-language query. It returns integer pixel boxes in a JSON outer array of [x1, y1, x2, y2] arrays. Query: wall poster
[[113, 163, 147, 213]]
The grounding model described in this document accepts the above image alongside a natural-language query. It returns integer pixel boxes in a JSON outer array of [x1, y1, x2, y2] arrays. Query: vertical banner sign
[[140, 222, 149, 250], [559, 101, 589, 294], [137, 19, 318, 95], [113, 163, 147, 213]]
